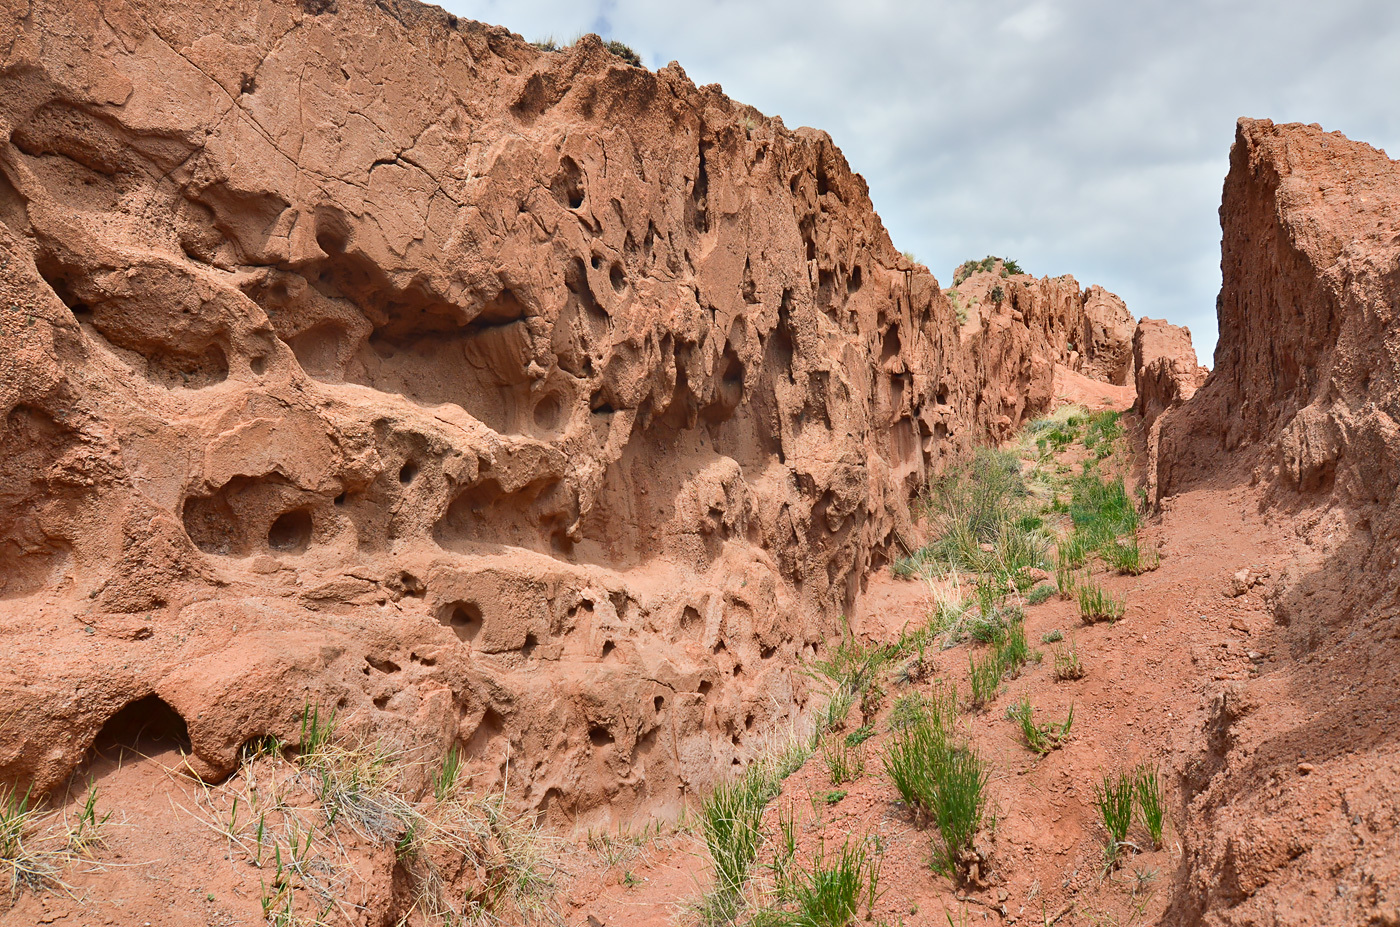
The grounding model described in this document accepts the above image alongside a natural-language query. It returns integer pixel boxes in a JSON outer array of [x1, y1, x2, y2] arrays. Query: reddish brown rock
[[1133, 317, 1207, 429], [1156, 119, 1400, 927], [0, 0, 1124, 828], [950, 264, 1135, 385]]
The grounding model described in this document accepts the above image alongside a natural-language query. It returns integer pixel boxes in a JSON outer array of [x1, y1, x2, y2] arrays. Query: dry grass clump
[[181, 704, 561, 926]]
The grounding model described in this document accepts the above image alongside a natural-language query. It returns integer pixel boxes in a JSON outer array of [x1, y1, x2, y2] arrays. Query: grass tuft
[[1077, 580, 1125, 623], [882, 711, 987, 879], [820, 737, 865, 786], [1135, 764, 1166, 849], [779, 838, 878, 927], [1007, 697, 1073, 756], [1051, 638, 1086, 681], [1093, 770, 1136, 865]]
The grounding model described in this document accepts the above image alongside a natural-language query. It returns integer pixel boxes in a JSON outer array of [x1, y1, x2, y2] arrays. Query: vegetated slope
[[1155, 119, 1400, 926], [0, 0, 1135, 847]]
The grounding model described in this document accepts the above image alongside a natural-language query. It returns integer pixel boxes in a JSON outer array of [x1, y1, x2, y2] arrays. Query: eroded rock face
[[1157, 120, 1400, 926], [0, 0, 1123, 823], [1133, 317, 1207, 500], [950, 268, 1135, 386], [1133, 317, 1207, 430]]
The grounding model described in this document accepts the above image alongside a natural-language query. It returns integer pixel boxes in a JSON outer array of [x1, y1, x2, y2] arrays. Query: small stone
[[1298, 762, 1315, 775], [997, 888, 1009, 902]]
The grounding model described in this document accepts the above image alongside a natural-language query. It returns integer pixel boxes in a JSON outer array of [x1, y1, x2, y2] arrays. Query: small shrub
[[1041, 629, 1064, 644], [1027, 584, 1055, 606], [1077, 582, 1125, 623], [989, 285, 1005, 305], [816, 789, 847, 807], [1094, 770, 1136, 865], [1007, 697, 1073, 756], [1135, 764, 1166, 849], [821, 737, 866, 785], [603, 39, 642, 66], [859, 679, 886, 726]]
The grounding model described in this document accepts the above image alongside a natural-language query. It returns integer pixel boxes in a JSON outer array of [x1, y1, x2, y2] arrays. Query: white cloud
[[443, 0, 1400, 362]]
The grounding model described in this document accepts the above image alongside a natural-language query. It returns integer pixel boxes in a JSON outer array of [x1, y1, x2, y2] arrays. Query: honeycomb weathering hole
[[267, 509, 313, 553], [532, 392, 563, 432], [90, 695, 191, 759], [442, 601, 483, 643]]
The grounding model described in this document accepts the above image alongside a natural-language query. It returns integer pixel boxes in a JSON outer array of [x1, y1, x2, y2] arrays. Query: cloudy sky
[[442, 0, 1400, 362]]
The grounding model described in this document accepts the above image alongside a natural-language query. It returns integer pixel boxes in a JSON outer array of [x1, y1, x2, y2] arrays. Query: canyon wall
[[0, 0, 1126, 824], [1157, 120, 1400, 925]]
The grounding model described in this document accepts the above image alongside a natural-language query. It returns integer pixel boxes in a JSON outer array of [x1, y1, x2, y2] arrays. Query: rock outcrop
[[0, 0, 1131, 823], [950, 266, 1136, 385], [1133, 318, 1207, 430], [1132, 317, 1207, 500], [1157, 120, 1400, 926]]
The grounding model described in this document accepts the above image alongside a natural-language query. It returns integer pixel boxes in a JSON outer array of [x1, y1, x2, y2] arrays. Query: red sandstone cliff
[[0, 0, 1129, 826], [1156, 119, 1400, 927]]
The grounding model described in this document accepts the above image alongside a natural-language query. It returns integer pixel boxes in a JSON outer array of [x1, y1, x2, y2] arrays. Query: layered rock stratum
[[0, 0, 1132, 826]]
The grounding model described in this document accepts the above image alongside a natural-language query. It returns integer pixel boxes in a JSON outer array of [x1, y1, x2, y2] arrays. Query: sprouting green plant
[[821, 736, 865, 786], [817, 790, 847, 807], [298, 702, 337, 758], [845, 726, 876, 748], [67, 781, 111, 858], [1026, 584, 1055, 606], [1134, 764, 1166, 849], [1007, 697, 1073, 756], [1041, 629, 1064, 644], [1077, 581, 1125, 623], [1094, 770, 1137, 865]]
